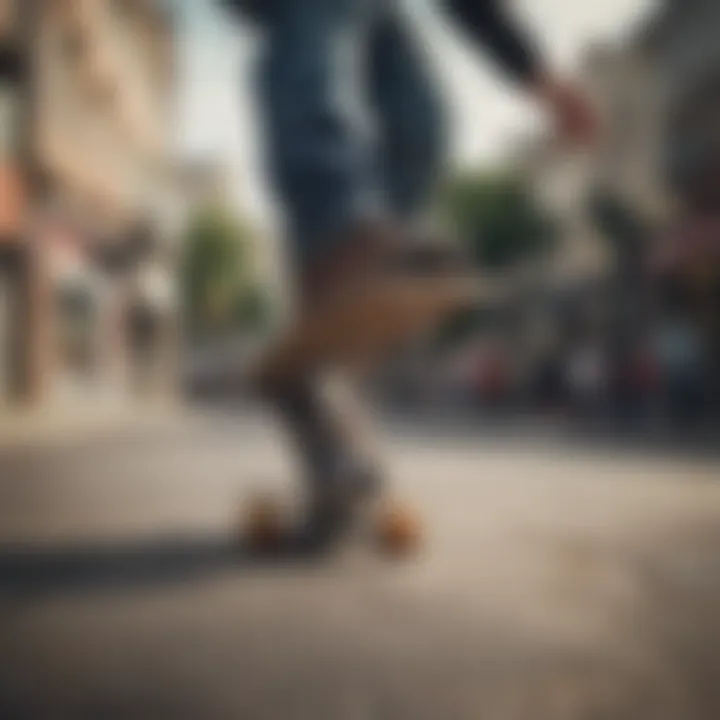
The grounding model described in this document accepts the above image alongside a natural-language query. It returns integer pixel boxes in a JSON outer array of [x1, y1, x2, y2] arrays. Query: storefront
[[658, 67, 720, 394], [32, 220, 121, 406], [0, 53, 31, 404], [128, 261, 177, 396], [0, 163, 28, 404], [50, 248, 104, 401]]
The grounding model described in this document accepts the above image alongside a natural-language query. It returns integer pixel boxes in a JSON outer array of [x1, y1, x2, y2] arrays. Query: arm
[[442, 0, 541, 83], [443, 0, 599, 146], [218, 0, 265, 22]]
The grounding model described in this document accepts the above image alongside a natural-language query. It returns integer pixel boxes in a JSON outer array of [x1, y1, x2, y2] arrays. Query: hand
[[531, 73, 600, 148]]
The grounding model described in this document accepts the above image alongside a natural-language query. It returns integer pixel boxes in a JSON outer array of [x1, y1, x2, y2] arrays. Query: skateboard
[[239, 274, 489, 558], [241, 485, 424, 559]]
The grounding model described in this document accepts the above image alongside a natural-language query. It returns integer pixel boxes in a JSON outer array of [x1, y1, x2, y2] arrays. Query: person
[[222, 0, 598, 545]]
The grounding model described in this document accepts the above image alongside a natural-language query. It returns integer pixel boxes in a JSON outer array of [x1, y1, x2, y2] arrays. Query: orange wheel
[[374, 500, 423, 557], [242, 494, 287, 551]]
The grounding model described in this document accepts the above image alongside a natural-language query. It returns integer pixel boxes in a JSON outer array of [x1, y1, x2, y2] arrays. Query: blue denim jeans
[[255, 0, 446, 270]]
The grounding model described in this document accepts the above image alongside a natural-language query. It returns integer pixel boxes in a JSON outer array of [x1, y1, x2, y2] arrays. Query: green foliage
[[432, 170, 558, 349], [234, 282, 274, 333], [181, 204, 262, 337], [442, 171, 558, 271]]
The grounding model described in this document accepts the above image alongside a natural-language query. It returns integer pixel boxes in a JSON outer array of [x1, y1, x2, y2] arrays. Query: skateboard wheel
[[375, 501, 423, 557], [242, 494, 287, 551]]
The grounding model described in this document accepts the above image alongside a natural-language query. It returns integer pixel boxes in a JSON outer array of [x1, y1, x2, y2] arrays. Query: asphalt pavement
[[1, 407, 720, 719]]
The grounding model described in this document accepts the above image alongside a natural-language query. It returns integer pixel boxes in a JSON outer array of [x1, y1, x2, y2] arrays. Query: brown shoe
[[298, 218, 402, 313], [255, 220, 474, 393], [299, 219, 468, 312]]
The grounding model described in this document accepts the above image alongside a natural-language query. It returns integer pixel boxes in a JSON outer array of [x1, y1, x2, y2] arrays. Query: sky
[[174, 0, 658, 225]]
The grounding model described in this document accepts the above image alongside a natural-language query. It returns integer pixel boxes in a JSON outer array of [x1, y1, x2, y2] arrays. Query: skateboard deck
[[238, 274, 499, 558], [250, 275, 483, 391], [239, 375, 422, 558]]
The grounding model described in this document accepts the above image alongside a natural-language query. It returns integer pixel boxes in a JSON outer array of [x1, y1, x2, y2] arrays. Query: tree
[[442, 171, 558, 271], [234, 282, 274, 334], [431, 171, 558, 348], [181, 204, 254, 338]]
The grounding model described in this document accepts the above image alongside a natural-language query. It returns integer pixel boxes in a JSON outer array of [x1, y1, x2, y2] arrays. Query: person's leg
[[252, 0, 386, 544], [290, 9, 453, 519], [250, 2, 448, 545], [291, 0, 453, 505], [257, 0, 379, 274], [367, 6, 447, 229], [266, 374, 383, 548]]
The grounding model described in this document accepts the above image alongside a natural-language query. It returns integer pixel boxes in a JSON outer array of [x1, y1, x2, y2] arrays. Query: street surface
[[1, 407, 720, 719]]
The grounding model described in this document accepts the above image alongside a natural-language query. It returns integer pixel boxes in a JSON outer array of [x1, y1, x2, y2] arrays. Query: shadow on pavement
[[0, 534, 327, 599]]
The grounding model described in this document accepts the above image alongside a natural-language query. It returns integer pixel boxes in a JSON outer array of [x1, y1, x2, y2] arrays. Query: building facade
[[643, 0, 720, 383], [645, 0, 720, 214], [0, 0, 179, 407], [513, 38, 669, 292]]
